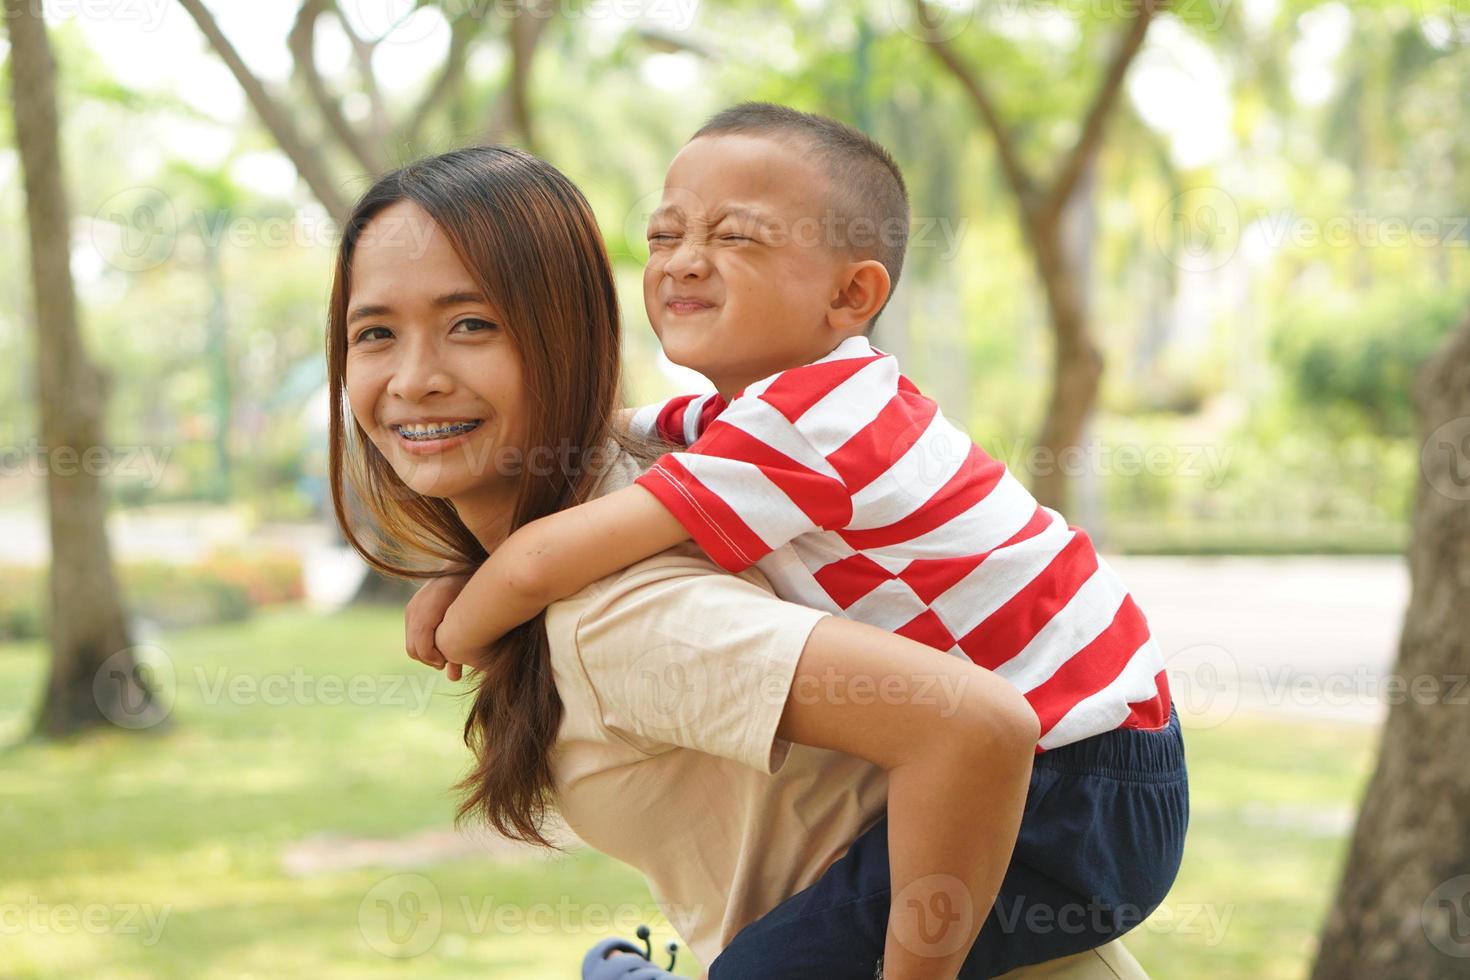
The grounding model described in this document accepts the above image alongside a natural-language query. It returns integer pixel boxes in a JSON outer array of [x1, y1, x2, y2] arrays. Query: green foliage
[[1272, 286, 1464, 439]]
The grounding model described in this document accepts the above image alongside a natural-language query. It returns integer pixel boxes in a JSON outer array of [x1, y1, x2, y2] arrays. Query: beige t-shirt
[[545, 450, 889, 967]]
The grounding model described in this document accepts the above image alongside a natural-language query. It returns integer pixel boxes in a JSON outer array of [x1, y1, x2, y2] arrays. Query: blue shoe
[[582, 928, 681, 979]]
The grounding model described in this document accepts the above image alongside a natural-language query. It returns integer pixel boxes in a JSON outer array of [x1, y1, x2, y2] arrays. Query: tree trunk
[[915, 0, 1157, 513], [1028, 214, 1103, 514], [1310, 311, 1470, 978], [5, 0, 167, 736]]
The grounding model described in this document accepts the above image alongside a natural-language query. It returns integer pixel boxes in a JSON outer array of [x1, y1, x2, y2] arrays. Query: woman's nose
[[387, 339, 454, 401]]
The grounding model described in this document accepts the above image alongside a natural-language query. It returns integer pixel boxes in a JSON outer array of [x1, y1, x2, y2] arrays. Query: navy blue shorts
[[708, 705, 1189, 979]]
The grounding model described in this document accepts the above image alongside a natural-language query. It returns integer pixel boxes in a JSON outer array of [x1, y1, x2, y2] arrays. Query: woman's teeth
[[395, 420, 482, 441]]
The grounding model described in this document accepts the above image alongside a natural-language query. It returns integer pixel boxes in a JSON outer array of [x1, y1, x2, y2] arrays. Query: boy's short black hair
[[692, 102, 910, 331]]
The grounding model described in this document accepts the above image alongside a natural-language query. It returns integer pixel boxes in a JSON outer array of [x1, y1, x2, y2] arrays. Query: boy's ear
[[826, 259, 891, 334]]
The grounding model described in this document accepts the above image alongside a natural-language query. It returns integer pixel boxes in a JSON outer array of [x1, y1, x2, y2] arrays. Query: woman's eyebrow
[[347, 303, 391, 326], [347, 292, 489, 326]]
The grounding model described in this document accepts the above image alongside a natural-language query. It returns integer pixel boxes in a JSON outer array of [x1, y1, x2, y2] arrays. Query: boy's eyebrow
[[347, 291, 489, 325], [646, 204, 772, 226], [712, 205, 771, 226]]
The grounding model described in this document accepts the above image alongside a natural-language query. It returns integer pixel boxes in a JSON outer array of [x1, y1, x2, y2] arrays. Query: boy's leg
[[708, 707, 1187, 980], [994, 939, 1150, 979]]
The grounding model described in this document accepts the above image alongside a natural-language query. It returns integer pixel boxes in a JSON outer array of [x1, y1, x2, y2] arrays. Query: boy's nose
[[665, 239, 711, 278]]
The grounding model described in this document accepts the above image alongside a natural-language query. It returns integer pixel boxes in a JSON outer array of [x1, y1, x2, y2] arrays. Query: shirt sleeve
[[570, 547, 830, 774], [634, 389, 853, 573], [626, 393, 725, 447]]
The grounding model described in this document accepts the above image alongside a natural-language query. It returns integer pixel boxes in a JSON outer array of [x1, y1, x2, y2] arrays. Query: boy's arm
[[434, 484, 690, 664]]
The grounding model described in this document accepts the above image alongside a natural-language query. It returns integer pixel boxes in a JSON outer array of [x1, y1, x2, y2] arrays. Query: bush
[[1272, 286, 1465, 439], [0, 551, 305, 645]]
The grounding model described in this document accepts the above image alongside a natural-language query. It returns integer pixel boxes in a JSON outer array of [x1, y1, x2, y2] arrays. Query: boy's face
[[643, 134, 853, 396]]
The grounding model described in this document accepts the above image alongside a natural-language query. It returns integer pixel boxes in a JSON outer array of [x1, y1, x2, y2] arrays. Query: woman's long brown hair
[[326, 146, 627, 848]]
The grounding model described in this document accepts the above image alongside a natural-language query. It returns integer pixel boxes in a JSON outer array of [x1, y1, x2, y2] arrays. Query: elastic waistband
[[1033, 704, 1186, 782]]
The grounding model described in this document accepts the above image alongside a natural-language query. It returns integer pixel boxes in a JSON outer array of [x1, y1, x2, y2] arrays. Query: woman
[[327, 146, 1175, 979]]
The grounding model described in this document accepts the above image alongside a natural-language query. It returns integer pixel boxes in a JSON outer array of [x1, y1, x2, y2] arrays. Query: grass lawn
[[0, 606, 1377, 978]]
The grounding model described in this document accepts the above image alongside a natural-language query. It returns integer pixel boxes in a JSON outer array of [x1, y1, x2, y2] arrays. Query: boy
[[414, 103, 1186, 975]]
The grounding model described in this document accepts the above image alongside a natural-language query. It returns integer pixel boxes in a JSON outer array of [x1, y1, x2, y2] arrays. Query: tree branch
[[331, 0, 391, 153], [401, 10, 481, 152], [913, 0, 1038, 216], [1041, 0, 1166, 229], [176, 0, 351, 221], [288, 0, 385, 176], [486, 0, 556, 151]]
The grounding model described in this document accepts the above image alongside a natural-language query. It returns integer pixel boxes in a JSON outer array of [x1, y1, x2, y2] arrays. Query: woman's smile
[[389, 417, 485, 453]]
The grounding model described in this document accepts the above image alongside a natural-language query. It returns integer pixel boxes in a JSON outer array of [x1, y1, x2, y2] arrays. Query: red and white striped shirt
[[631, 336, 1170, 751]]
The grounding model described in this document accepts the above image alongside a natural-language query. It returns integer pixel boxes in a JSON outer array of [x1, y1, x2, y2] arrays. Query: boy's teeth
[[396, 420, 482, 440]]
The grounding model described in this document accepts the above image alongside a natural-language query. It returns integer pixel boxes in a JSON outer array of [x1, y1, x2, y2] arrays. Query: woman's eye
[[453, 317, 499, 334], [354, 326, 391, 343], [719, 234, 751, 243]]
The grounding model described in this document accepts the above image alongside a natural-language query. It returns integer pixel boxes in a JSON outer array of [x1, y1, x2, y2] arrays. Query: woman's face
[[344, 200, 528, 517]]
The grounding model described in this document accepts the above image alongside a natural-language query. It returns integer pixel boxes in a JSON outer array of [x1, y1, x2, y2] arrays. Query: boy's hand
[[433, 615, 497, 675], [406, 573, 471, 681]]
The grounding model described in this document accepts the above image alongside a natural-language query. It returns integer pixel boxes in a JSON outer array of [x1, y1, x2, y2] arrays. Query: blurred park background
[[1, 0, 1468, 977]]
